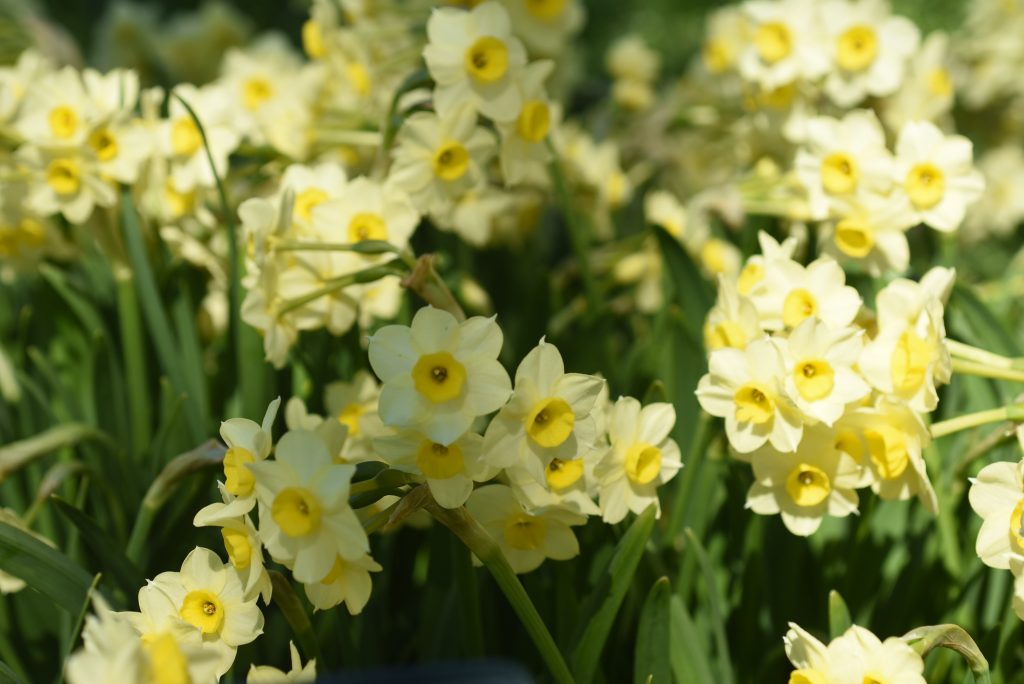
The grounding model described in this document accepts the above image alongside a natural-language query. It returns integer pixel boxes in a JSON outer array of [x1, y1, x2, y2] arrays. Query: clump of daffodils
[[697, 232, 953, 535]]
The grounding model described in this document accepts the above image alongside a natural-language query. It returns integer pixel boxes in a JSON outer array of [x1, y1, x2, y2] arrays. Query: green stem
[[946, 340, 1021, 369], [269, 570, 323, 665], [55, 573, 102, 684], [114, 269, 151, 458], [275, 240, 399, 255], [930, 404, 1024, 439], [951, 358, 1024, 383], [277, 261, 406, 317], [424, 495, 574, 684]]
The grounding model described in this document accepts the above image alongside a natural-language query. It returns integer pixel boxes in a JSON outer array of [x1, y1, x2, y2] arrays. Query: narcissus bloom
[[483, 339, 604, 479], [249, 429, 369, 583], [968, 458, 1024, 570], [746, 425, 864, 536], [146, 547, 265, 676], [303, 552, 383, 615], [374, 429, 495, 509], [497, 60, 557, 186], [368, 307, 512, 445], [703, 276, 762, 352], [423, 2, 527, 123], [248, 642, 316, 683], [784, 622, 925, 683], [891, 120, 984, 232], [219, 397, 280, 514], [738, 0, 829, 91], [466, 484, 585, 574], [697, 337, 803, 453], [193, 484, 272, 604], [593, 397, 682, 523]]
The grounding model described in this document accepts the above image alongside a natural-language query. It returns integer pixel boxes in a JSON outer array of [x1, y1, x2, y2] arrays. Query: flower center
[[834, 217, 875, 258], [294, 187, 328, 222], [928, 68, 953, 97], [141, 632, 190, 684], [524, 0, 567, 20], [412, 351, 467, 403], [785, 463, 831, 507], [1010, 499, 1024, 553], [517, 100, 551, 143], [794, 359, 834, 402], [754, 22, 792, 64], [46, 159, 81, 196], [864, 426, 909, 480], [837, 25, 878, 71], [789, 669, 830, 684], [432, 141, 471, 181], [223, 446, 256, 497], [734, 383, 774, 424], [337, 403, 364, 436], [49, 105, 79, 139], [272, 487, 322, 537], [545, 458, 584, 490], [465, 36, 509, 83], [347, 212, 388, 242], [179, 590, 225, 634], [705, 320, 748, 351], [415, 440, 466, 479], [88, 128, 119, 162], [905, 162, 946, 209], [834, 428, 864, 463], [526, 397, 575, 448], [504, 513, 546, 550], [221, 528, 252, 570], [782, 288, 818, 328], [171, 117, 202, 157], [820, 152, 859, 195], [625, 442, 663, 485], [891, 328, 930, 396], [243, 76, 274, 110], [738, 262, 764, 295]]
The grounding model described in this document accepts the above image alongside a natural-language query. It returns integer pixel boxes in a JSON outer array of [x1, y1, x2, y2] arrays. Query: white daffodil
[[368, 307, 512, 445], [882, 31, 954, 131], [891, 120, 985, 232], [859, 267, 953, 412], [843, 398, 938, 513], [697, 337, 803, 454], [963, 145, 1024, 241], [312, 176, 419, 255], [497, 60, 557, 187], [644, 190, 689, 241], [147, 547, 265, 677], [779, 317, 870, 425], [322, 370, 388, 463], [738, 0, 829, 91], [423, 2, 527, 122], [302, 551, 383, 615], [701, 7, 749, 75], [219, 397, 280, 514], [13, 65, 97, 147], [389, 107, 495, 217], [703, 275, 762, 352], [748, 255, 862, 332], [19, 146, 116, 224], [968, 458, 1024, 570], [819, 193, 916, 276], [827, 624, 926, 683], [504, 454, 601, 517], [746, 425, 862, 536], [820, 0, 920, 107], [735, 231, 800, 297], [193, 484, 272, 604], [483, 339, 604, 479], [793, 110, 894, 220], [465, 484, 585, 574], [374, 429, 495, 508], [498, 0, 585, 57], [248, 642, 316, 683], [279, 162, 349, 236], [161, 83, 240, 192], [593, 397, 682, 523], [249, 429, 369, 583]]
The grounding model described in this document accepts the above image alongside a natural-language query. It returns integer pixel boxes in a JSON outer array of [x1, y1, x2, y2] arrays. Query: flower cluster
[[697, 233, 954, 535]]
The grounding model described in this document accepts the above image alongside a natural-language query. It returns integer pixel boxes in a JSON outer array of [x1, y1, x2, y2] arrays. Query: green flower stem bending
[[275, 260, 407, 318], [422, 491, 575, 684], [947, 339, 1024, 370], [930, 404, 1024, 439], [400, 255, 466, 322]]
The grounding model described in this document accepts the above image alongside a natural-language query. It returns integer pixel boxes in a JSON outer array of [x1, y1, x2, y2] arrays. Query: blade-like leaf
[[0, 661, 24, 684], [635, 577, 672, 684], [828, 590, 852, 640], [0, 424, 109, 483], [572, 505, 657, 684], [685, 528, 734, 684], [653, 226, 714, 346], [51, 497, 145, 596], [269, 570, 322, 665], [669, 595, 716, 684], [0, 521, 95, 615]]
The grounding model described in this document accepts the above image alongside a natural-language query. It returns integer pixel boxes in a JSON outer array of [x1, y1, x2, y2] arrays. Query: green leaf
[[0, 661, 24, 684], [0, 424, 111, 483], [635, 577, 672, 684], [572, 505, 657, 684], [949, 284, 1022, 357], [653, 226, 714, 347], [684, 528, 734, 684], [902, 624, 990, 684], [39, 264, 109, 342], [56, 573, 102, 684], [828, 590, 852, 639], [0, 521, 95, 615], [668, 595, 715, 684], [51, 497, 145, 597]]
